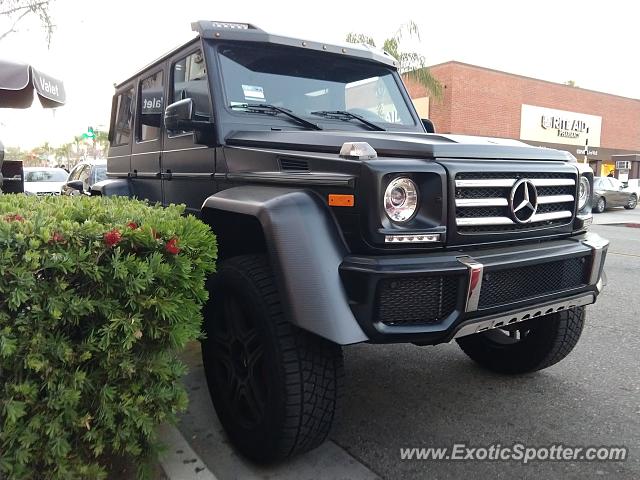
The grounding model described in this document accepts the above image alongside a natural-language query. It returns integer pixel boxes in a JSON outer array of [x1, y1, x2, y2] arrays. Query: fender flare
[[91, 178, 132, 197], [202, 185, 368, 345]]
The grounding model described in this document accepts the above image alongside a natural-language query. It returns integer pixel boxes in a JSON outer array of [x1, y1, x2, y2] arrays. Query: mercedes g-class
[[95, 21, 609, 463]]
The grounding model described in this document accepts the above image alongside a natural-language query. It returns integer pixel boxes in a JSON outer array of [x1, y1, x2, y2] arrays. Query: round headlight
[[384, 177, 419, 222], [578, 176, 590, 210]]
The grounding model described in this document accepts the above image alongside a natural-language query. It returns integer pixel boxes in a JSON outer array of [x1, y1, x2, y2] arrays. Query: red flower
[[127, 222, 138, 230], [4, 214, 24, 222], [165, 237, 181, 255], [104, 229, 122, 247], [49, 231, 64, 244]]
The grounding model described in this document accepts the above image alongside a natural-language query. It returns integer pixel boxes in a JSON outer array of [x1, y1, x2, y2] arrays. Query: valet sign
[[520, 104, 601, 147]]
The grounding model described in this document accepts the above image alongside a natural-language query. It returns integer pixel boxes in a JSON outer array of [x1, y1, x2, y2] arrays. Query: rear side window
[[172, 50, 211, 126], [112, 88, 134, 146], [138, 71, 164, 142]]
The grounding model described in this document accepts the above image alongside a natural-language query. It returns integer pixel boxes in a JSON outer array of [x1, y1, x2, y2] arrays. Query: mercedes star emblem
[[510, 179, 538, 223]]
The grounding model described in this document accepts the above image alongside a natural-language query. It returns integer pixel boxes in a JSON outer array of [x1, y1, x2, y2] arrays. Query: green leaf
[[4, 400, 26, 423]]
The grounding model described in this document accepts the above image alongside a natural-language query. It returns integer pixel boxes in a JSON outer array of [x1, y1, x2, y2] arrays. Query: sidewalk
[[157, 342, 380, 480]]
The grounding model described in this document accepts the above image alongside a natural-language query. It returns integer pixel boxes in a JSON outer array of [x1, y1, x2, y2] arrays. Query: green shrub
[[0, 195, 217, 479]]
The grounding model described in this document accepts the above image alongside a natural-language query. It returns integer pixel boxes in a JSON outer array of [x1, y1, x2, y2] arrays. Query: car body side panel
[[202, 185, 368, 345]]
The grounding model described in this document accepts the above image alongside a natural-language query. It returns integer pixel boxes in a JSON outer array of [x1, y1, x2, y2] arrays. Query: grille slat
[[478, 257, 588, 308], [376, 275, 458, 326], [454, 172, 576, 234]]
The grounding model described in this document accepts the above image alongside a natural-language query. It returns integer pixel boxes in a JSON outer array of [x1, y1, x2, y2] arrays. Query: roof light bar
[[211, 22, 250, 30]]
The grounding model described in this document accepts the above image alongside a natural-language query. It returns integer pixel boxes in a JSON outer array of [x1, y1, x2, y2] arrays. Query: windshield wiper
[[310, 110, 386, 131], [230, 103, 322, 130]]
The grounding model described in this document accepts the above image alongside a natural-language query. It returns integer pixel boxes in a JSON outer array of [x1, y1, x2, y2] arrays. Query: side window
[[138, 71, 164, 142], [112, 88, 134, 146], [93, 165, 107, 184], [609, 178, 622, 190], [78, 166, 91, 186], [68, 165, 82, 181], [172, 50, 211, 131]]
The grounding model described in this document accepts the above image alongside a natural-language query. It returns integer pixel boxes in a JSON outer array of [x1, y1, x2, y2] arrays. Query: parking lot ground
[[593, 205, 640, 225], [175, 219, 639, 480]]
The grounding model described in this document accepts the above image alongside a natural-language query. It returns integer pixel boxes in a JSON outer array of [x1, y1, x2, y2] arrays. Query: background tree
[[0, 0, 55, 47], [346, 21, 442, 99], [94, 129, 109, 150], [564, 80, 578, 87]]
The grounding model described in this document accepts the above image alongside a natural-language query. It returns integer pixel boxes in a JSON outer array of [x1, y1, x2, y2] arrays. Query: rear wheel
[[593, 197, 606, 213], [624, 194, 637, 210], [456, 307, 585, 374], [201, 255, 344, 463]]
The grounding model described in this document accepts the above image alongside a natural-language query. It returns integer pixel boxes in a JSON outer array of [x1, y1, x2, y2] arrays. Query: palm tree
[[346, 22, 442, 99]]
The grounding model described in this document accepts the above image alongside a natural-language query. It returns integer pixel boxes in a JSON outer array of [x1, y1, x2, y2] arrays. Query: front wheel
[[456, 307, 585, 374], [624, 194, 637, 210], [201, 255, 344, 463], [593, 197, 606, 213]]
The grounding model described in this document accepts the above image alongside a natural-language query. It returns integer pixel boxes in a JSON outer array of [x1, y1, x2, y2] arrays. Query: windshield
[[24, 169, 68, 182], [216, 43, 418, 130]]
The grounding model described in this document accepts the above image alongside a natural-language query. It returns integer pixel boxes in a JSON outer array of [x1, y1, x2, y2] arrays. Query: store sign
[[520, 104, 601, 147]]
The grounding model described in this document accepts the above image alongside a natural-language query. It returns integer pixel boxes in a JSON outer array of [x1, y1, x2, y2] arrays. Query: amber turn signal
[[328, 194, 354, 207]]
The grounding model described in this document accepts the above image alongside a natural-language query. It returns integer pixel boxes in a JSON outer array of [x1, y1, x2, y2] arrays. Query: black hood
[[226, 130, 574, 162]]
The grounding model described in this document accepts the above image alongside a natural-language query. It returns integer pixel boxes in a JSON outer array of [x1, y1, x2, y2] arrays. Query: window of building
[[112, 88, 134, 146], [138, 71, 164, 142], [171, 50, 211, 133]]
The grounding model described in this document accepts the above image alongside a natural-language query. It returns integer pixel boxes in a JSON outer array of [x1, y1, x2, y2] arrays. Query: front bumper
[[339, 232, 608, 344]]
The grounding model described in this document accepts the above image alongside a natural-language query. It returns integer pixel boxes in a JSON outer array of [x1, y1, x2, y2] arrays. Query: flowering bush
[[0, 195, 217, 479]]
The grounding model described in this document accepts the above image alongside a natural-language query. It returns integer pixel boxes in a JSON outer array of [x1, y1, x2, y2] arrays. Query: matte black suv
[[95, 21, 609, 463]]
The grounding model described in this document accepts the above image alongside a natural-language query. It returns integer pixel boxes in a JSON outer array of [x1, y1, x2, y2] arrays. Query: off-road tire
[[594, 197, 606, 213], [624, 194, 637, 210], [456, 306, 585, 374], [201, 254, 344, 463]]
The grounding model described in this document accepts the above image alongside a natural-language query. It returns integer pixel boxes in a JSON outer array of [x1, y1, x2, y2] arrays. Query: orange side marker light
[[328, 194, 354, 207]]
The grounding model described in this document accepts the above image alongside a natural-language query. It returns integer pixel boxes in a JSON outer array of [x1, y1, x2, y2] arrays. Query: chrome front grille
[[454, 172, 576, 234]]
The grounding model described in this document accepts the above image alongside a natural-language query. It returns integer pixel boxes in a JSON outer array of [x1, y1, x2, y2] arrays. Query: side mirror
[[66, 180, 84, 193], [421, 118, 436, 133], [165, 98, 194, 132]]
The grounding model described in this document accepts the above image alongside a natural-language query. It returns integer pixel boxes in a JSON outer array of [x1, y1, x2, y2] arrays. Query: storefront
[[405, 61, 640, 180]]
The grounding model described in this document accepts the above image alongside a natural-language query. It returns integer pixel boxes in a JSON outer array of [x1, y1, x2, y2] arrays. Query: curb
[[158, 424, 218, 480]]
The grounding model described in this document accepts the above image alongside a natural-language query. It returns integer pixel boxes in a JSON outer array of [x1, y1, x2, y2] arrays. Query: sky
[[0, 0, 639, 149]]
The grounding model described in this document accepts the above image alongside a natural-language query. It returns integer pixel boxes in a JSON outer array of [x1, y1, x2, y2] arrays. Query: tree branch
[[0, 8, 30, 43], [0, 1, 48, 16]]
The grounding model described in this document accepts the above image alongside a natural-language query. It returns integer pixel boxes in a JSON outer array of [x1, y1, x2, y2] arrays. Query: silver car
[[592, 176, 638, 213]]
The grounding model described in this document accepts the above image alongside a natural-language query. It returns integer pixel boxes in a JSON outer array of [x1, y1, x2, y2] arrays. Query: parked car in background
[[61, 160, 107, 195], [592, 176, 638, 213], [23, 167, 68, 195]]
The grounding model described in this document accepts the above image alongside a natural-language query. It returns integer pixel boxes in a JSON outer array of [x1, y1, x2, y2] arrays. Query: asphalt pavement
[[177, 206, 640, 480]]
